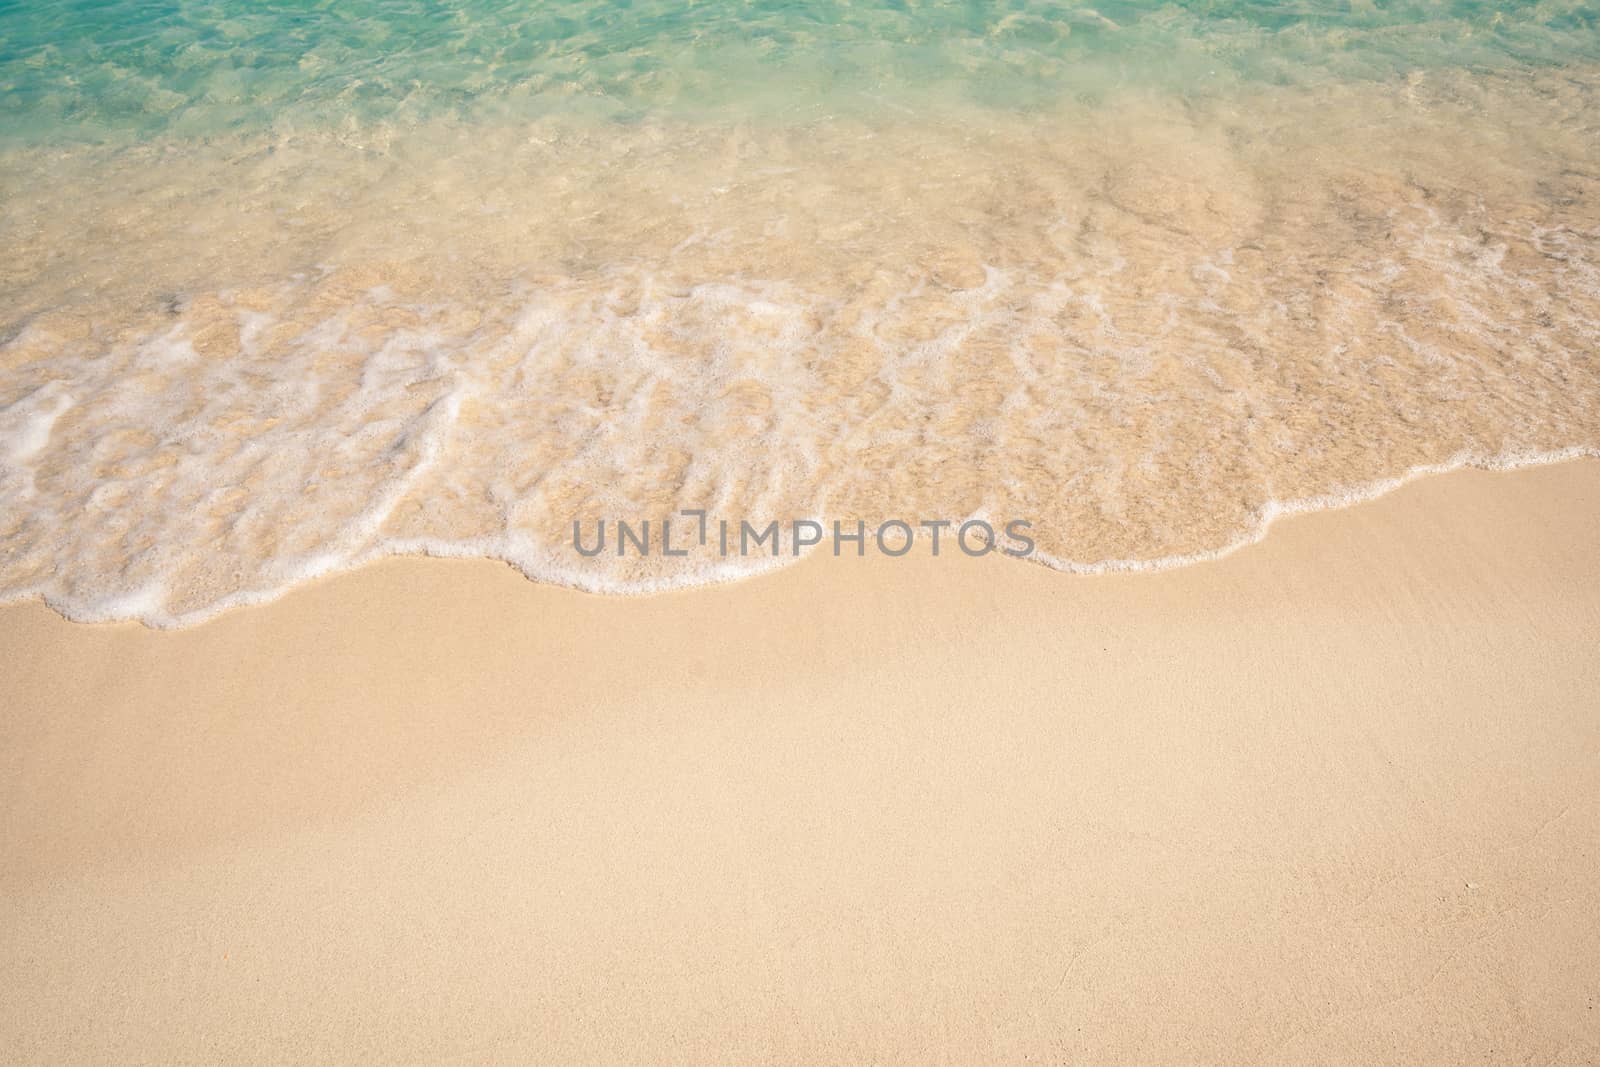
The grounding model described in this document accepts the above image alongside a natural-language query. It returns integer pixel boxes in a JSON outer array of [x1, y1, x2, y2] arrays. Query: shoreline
[[7, 60, 1600, 632], [3, 459, 1599, 1062], [6, 447, 1598, 629]]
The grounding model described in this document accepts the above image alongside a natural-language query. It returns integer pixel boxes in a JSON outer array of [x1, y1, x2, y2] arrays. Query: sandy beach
[[5, 1, 1599, 1061], [2, 459, 1597, 1063]]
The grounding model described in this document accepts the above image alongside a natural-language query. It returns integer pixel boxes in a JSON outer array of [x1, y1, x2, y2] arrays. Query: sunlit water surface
[[2, 0, 1599, 623]]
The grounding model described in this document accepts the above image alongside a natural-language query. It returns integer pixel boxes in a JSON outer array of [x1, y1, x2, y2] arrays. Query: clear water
[[5, 0, 1599, 140], [2, 0, 1599, 624]]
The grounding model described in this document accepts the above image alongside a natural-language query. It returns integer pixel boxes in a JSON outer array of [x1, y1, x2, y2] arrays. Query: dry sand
[[3, 460, 1599, 1064]]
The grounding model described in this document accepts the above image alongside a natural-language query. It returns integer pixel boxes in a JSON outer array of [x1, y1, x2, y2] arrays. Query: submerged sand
[[6, 67, 1600, 622], [2, 459, 1597, 1063]]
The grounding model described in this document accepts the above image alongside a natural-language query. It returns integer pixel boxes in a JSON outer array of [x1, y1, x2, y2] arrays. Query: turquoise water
[[2, 0, 1599, 624], [4, 0, 1600, 141]]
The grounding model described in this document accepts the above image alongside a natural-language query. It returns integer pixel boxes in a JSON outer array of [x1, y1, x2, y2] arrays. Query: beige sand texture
[[2, 459, 1599, 1064]]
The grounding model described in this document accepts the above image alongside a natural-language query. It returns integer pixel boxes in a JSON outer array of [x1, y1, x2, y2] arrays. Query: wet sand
[[2, 459, 1599, 1063]]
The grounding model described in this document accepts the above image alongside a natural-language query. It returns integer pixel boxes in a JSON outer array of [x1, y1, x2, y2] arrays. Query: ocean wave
[[3, 72, 1599, 626]]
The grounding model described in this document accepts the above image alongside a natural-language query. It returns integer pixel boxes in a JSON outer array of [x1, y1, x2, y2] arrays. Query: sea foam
[[2, 70, 1599, 626]]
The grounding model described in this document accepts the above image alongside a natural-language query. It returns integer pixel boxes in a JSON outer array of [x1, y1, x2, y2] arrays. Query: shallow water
[[2, 1, 1599, 624]]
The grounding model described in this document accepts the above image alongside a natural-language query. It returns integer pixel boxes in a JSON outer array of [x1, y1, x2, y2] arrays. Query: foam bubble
[[2, 71, 1599, 626]]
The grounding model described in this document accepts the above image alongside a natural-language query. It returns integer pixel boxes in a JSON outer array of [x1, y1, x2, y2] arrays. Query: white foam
[[1026, 446, 1600, 578], [0, 383, 74, 511], [4, 81, 1600, 627]]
